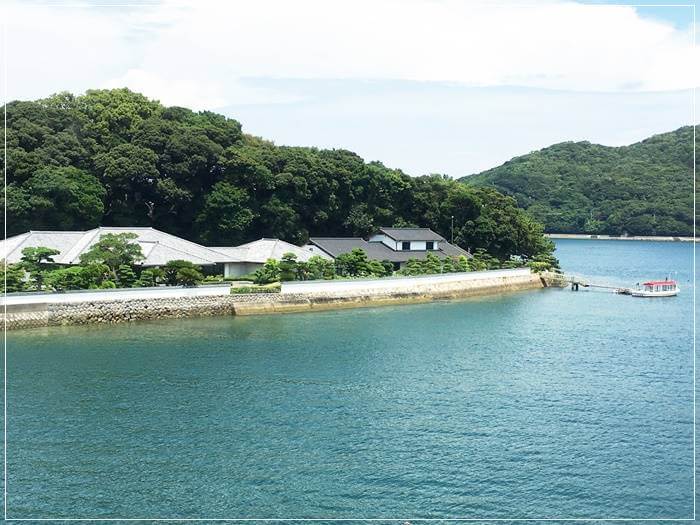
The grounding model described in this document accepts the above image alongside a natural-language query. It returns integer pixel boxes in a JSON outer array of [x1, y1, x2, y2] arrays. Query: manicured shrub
[[79, 233, 144, 284], [253, 259, 280, 284], [43, 262, 111, 291], [230, 284, 281, 294], [279, 253, 298, 281], [335, 249, 373, 277], [422, 253, 442, 274], [20, 246, 60, 290], [163, 260, 203, 286], [45, 266, 89, 291], [116, 264, 138, 287], [442, 257, 456, 273], [136, 267, 164, 287], [455, 255, 469, 272], [398, 258, 423, 276], [307, 255, 335, 280], [1, 261, 27, 293], [176, 267, 204, 286]]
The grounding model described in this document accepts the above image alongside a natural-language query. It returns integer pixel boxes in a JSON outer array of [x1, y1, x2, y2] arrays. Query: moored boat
[[630, 280, 679, 297]]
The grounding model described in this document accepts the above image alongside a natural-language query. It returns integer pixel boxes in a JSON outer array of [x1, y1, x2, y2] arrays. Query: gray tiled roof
[[1, 228, 230, 266], [1, 231, 86, 263], [209, 238, 317, 263], [309, 238, 392, 260], [378, 227, 445, 241], [309, 237, 469, 263]]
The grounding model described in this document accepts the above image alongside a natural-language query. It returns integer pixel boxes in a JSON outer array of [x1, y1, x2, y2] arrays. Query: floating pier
[[540, 272, 679, 297], [567, 275, 630, 294]]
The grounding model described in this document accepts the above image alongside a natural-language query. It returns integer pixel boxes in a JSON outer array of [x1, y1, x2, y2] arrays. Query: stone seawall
[[2, 270, 546, 330], [3, 295, 240, 330], [237, 271, 544, 315]]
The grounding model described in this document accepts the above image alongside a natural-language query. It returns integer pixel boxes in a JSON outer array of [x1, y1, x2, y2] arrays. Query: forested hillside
[[462, 127, 695, 236], [2, 88, 553, 260]]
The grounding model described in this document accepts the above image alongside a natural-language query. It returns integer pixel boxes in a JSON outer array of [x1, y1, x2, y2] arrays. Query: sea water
[[5, 240, 694, 519]]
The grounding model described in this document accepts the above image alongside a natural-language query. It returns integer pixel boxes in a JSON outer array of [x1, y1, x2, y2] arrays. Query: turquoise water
[[6, 240, 694, 519]]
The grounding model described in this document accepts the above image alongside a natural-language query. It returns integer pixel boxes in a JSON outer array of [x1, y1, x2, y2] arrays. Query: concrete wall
[[224, 262, 262, 278], [2, 269, 545, 330], [281, 268, 534, 296], [2, 295, 242, 330], [235, 269, 542, 316], [1, 283, 231, 306]]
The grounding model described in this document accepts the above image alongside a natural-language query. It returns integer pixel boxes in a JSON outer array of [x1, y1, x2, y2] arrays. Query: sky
[[1, 0, 697, 176]]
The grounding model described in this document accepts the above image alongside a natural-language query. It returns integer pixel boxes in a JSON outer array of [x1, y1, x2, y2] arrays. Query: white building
[[368, 227, 445, 252], [210, 238, 322, 278], [308, 227, 469, 270], [1, 227, 230, 268]]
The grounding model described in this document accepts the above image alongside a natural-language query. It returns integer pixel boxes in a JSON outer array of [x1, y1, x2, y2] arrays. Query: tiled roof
[[309, 238, 391, 260], [378, 227, 445, 241], [309, 237, 469, 262], [1, 231, 86, 263], [1, 228, 230, 266], [209, 238, 317, 263]]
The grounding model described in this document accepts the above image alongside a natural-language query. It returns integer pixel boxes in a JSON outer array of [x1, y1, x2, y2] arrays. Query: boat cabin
[[641, 280, 677, 293]]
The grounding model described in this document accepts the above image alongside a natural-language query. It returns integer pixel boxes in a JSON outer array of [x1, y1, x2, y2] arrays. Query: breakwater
[[546, 233, 696, 242], [2, 269, 552, 330]]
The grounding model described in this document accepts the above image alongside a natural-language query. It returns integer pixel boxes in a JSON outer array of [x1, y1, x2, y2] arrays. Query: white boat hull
[[630, 288, 679, 297]]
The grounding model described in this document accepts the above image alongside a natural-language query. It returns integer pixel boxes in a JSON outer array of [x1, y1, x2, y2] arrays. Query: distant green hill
[[461, 126, 695, 236]]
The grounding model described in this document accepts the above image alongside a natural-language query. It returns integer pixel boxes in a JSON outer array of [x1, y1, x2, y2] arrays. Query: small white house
[[308, 227, 469, 270], [210, 238, 322, 278], [368, 227, 445, 252]]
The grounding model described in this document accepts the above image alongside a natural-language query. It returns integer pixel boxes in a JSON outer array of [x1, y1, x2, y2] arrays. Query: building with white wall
[[368, 227, 446, 252], [1, 227, 230, 268], [210, 238, 322, 278], [307, 227, 469, 269]]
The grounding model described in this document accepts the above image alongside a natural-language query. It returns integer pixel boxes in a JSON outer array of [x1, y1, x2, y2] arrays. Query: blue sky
[[578, 1, 694, 29], [3, 0, 697, 176]]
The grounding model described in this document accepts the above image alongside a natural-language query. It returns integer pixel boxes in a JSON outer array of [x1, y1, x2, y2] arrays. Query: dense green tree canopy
[[461, 127, 695, 236], [3, 88, 554, 260]]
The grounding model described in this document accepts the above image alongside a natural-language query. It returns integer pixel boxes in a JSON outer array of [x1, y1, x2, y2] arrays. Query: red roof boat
[[631, 279, 679, 297]]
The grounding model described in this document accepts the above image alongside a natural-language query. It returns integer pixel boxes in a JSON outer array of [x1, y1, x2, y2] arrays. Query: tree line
[[251, 248, 558, 285], [2, 88, 555, 264]]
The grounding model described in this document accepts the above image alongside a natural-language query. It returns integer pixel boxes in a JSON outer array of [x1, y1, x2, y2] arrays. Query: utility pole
[[451, 215, 454, 244]]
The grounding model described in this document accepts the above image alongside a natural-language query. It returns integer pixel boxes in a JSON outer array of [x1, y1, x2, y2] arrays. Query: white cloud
[[1, 0, 694, 175], [2, 0, 697, 107], [224, 83, 691, 175], [100, 68, 304, 110]]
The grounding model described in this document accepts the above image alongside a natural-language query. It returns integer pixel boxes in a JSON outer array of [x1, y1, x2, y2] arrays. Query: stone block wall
[[2, 270, 546, 330], [3, 295, 239, 330]]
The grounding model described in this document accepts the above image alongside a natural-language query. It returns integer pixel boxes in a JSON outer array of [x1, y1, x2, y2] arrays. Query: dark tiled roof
[[309, 237, 470, 263], [378, 227, 445, 241], [439, 242, 470, 257], [308, 238, 384, 258]]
